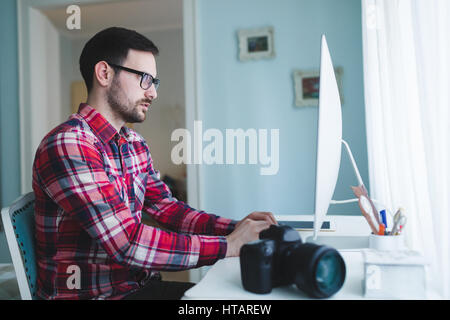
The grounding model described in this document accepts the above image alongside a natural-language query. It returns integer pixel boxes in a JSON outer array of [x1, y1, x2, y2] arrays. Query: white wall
[[21, 8, 63, 193], [59, 35, 74, 120]]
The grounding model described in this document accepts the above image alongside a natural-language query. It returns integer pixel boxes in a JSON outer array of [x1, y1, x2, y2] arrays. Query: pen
[[380, 210, 387, 229], [395, 216, 407, 235], [390, 208, 406, 235]]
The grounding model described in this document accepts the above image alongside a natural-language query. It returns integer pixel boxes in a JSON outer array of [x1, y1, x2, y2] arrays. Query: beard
[[106, 76, 151, 124]]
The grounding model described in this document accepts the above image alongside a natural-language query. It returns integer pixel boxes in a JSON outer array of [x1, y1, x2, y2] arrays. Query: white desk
[[184, 215, 371, 299], [183, 250, 440, 300], [184, 215, 440, 300], [183, 251, 366, 300]]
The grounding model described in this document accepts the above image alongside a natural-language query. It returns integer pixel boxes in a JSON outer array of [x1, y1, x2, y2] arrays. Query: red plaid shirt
[[32, 103, 236, 300]]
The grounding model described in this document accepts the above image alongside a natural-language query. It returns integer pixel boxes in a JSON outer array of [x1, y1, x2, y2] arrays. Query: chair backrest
[[1, 192, 37, 300]]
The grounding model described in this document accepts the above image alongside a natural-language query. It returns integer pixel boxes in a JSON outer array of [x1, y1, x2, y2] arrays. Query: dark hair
[[79, 27, 159, 92]]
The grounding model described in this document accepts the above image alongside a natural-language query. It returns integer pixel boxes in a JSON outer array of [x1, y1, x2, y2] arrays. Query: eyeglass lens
[[141, 74, 160, 91]]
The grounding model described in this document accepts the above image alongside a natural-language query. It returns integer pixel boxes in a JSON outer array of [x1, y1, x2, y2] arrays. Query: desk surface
[[183, 251, 367, 300], [183, 250, 440, 300]]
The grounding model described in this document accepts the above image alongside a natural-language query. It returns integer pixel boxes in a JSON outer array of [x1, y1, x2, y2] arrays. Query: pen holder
[[369, 233, 405, 251]]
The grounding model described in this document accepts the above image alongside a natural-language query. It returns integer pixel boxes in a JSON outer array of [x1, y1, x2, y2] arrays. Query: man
[[32, 27, 276, 300]]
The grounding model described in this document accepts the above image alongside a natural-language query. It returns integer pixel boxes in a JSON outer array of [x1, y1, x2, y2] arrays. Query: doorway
[[18, 0, 195, 282]]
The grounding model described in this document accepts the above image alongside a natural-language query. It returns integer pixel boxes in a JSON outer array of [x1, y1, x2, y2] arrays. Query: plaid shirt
[[32, 103, 236, 300]]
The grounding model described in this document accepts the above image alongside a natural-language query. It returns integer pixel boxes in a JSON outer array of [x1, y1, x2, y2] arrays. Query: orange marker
[[378, 224, 385, 236]]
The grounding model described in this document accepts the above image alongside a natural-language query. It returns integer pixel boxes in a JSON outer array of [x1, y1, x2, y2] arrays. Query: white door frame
[[182, 0, 206, 283], [182, 0, 203, 211]]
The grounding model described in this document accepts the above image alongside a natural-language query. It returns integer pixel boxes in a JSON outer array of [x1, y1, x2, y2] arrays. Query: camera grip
[[239, 239, 276, 294]]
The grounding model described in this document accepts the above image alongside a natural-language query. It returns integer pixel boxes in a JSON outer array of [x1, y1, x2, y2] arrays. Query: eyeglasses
[[107, 62, 160, 91]]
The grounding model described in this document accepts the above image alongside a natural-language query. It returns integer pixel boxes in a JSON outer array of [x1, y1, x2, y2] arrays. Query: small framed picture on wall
[[238, 26, 275, 61], [293, 67, 343, 107]]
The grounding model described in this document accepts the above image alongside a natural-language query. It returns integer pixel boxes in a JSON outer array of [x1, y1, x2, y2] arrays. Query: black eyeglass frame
[[107, 62, 160, 91]]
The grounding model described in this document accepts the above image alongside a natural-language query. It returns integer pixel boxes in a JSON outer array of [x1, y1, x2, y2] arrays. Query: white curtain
[[362, 0, 450, 298]]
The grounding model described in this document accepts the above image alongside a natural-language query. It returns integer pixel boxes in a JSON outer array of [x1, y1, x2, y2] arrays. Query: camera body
[[239, 224, 346, 298]]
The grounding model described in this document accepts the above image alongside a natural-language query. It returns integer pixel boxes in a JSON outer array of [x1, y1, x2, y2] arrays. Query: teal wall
[[0, 0, 368, 250], [0, 0, 21, 208], [0, 0, 20, 262], [197, 0, 368, 219]]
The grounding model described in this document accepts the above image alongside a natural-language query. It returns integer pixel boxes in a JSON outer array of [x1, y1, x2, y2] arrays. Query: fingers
[[226, 219, 271, 257], [237, 218, 271, 232], [248, 211, 278, 225], [266, 212, 278, 225], [252, 219, 272, 233]]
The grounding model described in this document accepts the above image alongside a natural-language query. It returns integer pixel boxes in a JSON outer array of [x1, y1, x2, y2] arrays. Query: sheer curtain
[[362, 0, 450, 298]]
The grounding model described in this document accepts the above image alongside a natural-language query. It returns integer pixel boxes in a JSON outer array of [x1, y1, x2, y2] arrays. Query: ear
[[93, 61, 114, 88]]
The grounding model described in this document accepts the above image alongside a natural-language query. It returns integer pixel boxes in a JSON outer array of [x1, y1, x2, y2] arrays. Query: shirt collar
[[77, 103, 131, 144]]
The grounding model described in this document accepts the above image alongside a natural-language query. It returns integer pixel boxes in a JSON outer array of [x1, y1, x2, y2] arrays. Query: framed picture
[[238, 26, 275, 61], [293, 67, 343, 107]]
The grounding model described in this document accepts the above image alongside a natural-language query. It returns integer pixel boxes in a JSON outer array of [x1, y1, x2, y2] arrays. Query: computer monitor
[[313, 35, 343, 240]]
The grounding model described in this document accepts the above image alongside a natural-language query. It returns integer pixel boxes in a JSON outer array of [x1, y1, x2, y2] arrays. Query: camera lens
[[314, 250, 345, 295], [289, 243, 346, 298]]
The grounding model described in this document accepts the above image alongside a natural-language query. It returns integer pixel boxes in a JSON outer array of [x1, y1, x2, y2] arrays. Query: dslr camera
[[239, 224, 346, 298]]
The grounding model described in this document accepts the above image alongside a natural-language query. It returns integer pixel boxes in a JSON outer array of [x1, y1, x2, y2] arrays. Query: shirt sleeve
[[34, 131, 228, 271], [141, 152, 237, 237]]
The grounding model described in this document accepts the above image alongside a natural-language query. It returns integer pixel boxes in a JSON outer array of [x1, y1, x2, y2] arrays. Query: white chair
[[1, 192, 37, 300]]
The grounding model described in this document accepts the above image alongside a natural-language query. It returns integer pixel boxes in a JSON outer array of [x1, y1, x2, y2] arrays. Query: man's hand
[[235, 211, 277, 229], [225, 211, 277, 257]]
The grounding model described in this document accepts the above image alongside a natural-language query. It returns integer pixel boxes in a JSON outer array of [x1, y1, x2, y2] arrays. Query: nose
[[145, 85, 157, 100]]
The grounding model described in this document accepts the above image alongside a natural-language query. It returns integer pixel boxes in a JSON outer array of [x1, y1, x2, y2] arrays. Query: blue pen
[[380, 210, 387, 229]]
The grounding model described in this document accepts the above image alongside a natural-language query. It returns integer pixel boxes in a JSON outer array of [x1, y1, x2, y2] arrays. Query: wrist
[[225, 235, 235, 257]]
